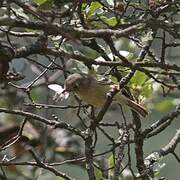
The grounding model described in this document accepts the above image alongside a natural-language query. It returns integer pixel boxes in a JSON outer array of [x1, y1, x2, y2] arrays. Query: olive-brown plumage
[[64, 73, 148, 117]]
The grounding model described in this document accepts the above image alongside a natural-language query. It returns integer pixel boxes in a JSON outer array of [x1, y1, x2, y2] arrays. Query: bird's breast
[[75, 84, 108, 107]]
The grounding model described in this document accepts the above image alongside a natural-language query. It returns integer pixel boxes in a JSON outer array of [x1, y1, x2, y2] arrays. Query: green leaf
[[30, 88, 41, 102], [119, 50, 134, 61], [101, 16, 117, 27], [108, 154, 115, 167], [81, 3, 88, 11], [129, 71, 152, 99], [108, 154, 115, 178], [63, 43, 74, 53], [72, 60, 89, 74], [130, 71, 148, 87], [109, 75, 119, 84], [154, 99, 174, 112], [141, 82, 153, 98], [87, 2, 102, 17], [34, 0, 48, 6], [55, 177, 65, 180], [94, 165, 102, 180], [141, 31, 153, 45]]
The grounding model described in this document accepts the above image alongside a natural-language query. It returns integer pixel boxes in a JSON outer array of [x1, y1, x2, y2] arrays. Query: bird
[[63, 73, 148, 117]]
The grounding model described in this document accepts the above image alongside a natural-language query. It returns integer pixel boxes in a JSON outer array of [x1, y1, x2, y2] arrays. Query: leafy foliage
[[0, 0, 179, 179]]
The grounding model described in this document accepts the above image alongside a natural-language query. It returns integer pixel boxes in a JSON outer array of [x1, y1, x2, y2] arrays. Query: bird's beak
[[61, 88, 70, 100], [53, 88, 69, 101], [62, 89, 66, 93]]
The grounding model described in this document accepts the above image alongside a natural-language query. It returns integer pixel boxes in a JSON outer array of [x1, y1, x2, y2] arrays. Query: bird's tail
[[125, 99, 148, 117]]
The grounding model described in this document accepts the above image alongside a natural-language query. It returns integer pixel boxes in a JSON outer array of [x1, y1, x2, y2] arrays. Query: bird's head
[[64, 73, 91, 92]]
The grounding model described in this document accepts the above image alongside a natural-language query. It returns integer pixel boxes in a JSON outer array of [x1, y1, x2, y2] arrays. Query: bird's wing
[[120, 88, 132, 99], [96, 75, 134, 98]]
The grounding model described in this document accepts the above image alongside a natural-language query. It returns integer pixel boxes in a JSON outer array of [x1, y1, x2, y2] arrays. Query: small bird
[[49, 73, 148, 117]]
